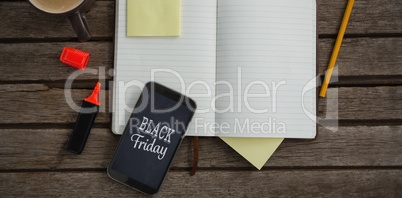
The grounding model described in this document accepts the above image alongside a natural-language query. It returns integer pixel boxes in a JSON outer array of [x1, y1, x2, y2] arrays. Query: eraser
[[60, 47, 89, 70]]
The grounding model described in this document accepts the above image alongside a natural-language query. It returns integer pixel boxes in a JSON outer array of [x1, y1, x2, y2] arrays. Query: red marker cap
[[60, 47, 89, 70], [84, 82, 101, 106]]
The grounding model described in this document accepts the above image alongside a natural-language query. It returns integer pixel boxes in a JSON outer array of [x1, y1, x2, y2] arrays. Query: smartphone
[[107, 82, 196, 195]]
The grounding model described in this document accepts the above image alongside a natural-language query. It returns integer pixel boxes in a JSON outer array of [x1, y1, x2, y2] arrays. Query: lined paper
[[215, 0, 316, 138], [113, 0, 317, 138], [112, 0, 217, 136]]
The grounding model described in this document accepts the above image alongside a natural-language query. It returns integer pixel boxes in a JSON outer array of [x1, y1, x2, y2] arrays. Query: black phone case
[[107, 82, 196, 195]]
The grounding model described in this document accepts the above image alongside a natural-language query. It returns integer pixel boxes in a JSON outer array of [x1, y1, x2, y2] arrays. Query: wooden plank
[[0, 170, 400, 197], [318, 0, 402, 35], [318, 37, 402, 77], [0, 126, 400, 170], [0, 129, 116, 170], [0, 85, 400, 124], [0, 0, 401, 39], [211, 125, 402, 168], [0, 1, 115, 39], [0, 42, 113, 81], [0, 37, 401, 82], [0, 85, 110, 124], [320, 86, 402, 120]]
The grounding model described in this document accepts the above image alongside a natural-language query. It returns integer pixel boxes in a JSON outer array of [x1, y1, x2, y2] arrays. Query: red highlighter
[[67, 82, 101, 154]]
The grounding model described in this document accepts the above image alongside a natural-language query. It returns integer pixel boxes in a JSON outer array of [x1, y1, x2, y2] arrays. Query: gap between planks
[[0, 76, 402, 90], [1, 33, 402, 44], [1, 166, 401, 174], [0, 119, 401, 130]]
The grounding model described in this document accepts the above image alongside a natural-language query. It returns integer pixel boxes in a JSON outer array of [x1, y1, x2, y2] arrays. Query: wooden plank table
[[0, 0, 401, 197]]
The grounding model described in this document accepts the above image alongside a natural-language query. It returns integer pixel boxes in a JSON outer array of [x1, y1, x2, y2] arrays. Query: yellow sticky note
[[127, 0, 180, 36], [220, 137, 284, 170]]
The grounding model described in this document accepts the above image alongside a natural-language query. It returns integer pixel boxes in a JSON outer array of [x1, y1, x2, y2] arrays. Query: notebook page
[[112, 0, 217, 136], [215, 0, 316, 138]]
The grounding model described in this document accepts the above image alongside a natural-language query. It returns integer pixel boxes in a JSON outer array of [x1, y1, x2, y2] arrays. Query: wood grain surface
[[1, 38, 401, 83], [0, 42, 113, 81], [0, 170, 401, 197], [0, 126, 401, 170], [1, 0, 401, 39], [0, 85, 400, 124], [0, 0, 401, 197]]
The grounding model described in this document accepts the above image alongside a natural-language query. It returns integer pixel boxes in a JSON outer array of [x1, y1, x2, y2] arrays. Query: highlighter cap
[[60, 47, 90, 70], [84, 82, 101, 106]]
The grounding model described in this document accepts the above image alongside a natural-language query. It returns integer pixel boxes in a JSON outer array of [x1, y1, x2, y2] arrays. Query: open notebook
[[113, 0, 317, 138]]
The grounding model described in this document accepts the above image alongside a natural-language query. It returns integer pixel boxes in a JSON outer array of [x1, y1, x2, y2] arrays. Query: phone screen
[[108, 82, 196, 195]]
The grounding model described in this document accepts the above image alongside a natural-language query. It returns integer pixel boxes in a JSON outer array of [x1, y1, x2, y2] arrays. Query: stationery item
[[113, 0, 317, 138], [108, 82, 197, 195], [60, 47, 90, 70], [220, 137, 283, 170], [320, 0, 354, 97], [127, 0, 180, 36], [67, 82, 101, 154], [28, 0, 95, 42]]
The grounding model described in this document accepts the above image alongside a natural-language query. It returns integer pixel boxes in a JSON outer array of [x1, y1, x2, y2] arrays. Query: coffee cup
[[28, 0, 95, 42]]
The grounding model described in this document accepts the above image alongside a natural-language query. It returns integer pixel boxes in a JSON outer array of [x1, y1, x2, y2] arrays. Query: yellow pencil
[[319, 0, 355, 97]]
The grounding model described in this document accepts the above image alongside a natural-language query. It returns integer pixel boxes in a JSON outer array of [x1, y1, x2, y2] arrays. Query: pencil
[[319, 0, 355, 97]]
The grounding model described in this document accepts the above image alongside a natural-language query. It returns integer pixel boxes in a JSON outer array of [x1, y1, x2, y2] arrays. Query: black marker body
[[67, 100, 99, 154]]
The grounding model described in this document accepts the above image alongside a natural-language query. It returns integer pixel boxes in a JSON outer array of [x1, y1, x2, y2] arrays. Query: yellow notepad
[[220, 137, 284, 170], [127, 0, 180, 36]]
